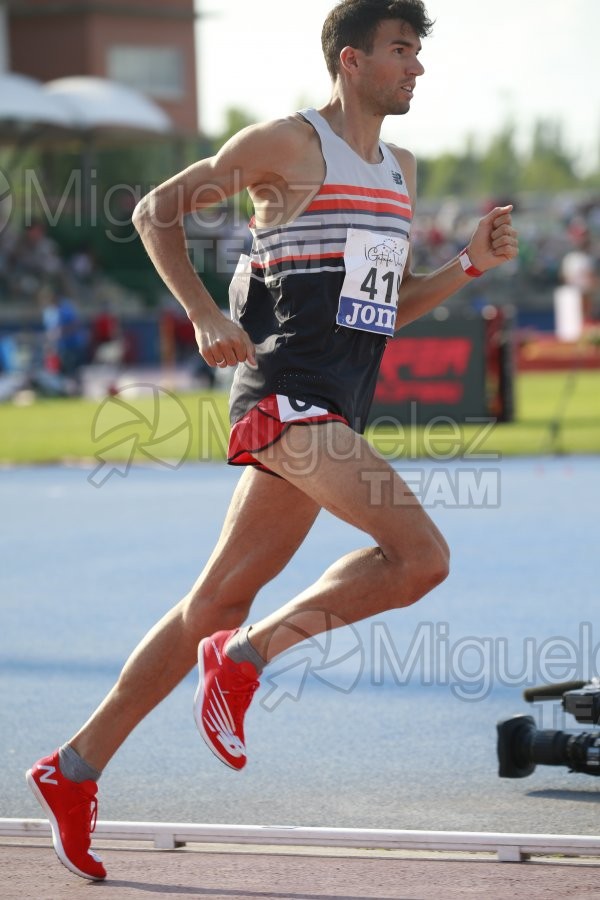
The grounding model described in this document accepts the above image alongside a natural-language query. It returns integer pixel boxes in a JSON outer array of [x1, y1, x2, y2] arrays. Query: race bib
[[336, 228, 409, 336]]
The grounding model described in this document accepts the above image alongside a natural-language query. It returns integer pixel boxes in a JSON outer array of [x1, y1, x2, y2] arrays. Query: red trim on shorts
[[227, 394, 348, 475]]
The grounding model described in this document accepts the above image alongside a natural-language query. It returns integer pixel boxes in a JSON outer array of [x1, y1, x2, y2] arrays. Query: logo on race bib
[[336, 228, 409, 337], [367, 238, 405, 267], [338, 298, 397, 333]]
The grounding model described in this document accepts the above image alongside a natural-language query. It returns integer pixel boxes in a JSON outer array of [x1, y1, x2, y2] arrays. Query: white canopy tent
[[0, 71, 178, 227], [0, 72, 173, 139], [0, 71, 180, 302], [0, 72, 75, 138], [43, 76, 172, 136]]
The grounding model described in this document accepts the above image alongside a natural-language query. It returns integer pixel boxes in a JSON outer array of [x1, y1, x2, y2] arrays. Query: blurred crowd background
[[0, 0, 598, 400], [1, 151, 597, 400]]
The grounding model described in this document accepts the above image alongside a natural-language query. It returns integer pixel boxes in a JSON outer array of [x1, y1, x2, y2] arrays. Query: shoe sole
[[193, 638, 244, 771], [25, 769, 106, 882]]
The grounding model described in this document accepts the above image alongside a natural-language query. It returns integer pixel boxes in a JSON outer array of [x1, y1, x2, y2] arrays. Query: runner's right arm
[[132, 120, 304, 368]]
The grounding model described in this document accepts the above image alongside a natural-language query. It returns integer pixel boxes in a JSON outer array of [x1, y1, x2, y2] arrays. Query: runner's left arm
[[392, 148, 518, 331]]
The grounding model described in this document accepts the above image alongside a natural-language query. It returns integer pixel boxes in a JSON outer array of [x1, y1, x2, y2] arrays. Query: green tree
[[419, 151, 470, 198], [419, 136, 479, 198], [214, 107, 258, 150], [478, 123, 521, 197], [521, 120, 578, 191]]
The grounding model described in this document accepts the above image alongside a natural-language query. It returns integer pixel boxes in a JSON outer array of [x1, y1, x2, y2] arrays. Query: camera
[[496, 678, 600, 778]]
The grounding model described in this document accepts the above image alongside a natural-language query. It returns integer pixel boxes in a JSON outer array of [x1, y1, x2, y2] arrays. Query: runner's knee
[[385, 531, 450, 607], [183, 574, 256, 630], [424, 538, 450, 589], [410, 535, 450, 596]]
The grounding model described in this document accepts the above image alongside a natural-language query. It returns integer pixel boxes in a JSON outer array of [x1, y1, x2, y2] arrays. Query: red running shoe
[[194, 629, 260, 770], [26, 751, 106, 881]]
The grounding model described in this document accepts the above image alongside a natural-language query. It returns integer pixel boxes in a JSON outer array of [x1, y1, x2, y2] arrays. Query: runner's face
[[359, 20, 424, 115]]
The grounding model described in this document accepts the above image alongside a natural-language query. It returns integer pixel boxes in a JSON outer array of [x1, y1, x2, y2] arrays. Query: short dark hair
[[321, 0, 434, 80]]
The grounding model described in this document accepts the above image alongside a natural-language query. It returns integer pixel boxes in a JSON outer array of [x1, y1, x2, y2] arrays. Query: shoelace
[[68, 790, 98, 836], [227, 677, 259, 719], [89, 797, 98, 834]]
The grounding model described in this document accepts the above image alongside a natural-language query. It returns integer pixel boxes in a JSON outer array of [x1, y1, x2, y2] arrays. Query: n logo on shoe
[[38, 765, 58, 785]]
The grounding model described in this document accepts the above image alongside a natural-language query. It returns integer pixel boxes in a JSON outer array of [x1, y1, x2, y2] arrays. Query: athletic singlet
[[228, 107, 413, 432]]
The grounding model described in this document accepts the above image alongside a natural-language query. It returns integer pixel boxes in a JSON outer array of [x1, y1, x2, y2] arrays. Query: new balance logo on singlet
[[391, 171, 404, 186]]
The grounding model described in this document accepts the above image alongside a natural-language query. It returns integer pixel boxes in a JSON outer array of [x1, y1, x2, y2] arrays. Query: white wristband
[[459, 248, 483, 278]]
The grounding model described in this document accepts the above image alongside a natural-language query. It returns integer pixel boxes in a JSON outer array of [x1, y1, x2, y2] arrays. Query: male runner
[[26, 0, 518, 881]]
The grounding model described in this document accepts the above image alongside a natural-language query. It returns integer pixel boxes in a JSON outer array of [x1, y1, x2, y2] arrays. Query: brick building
[[6, 0, 199, 133]]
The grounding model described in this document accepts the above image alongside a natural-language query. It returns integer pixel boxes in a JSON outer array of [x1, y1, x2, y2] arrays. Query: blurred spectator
[[560, 228, 598, 323], [159, 293, 216, 388], [39, 283, 89, 393], [89, 301, 126, 365], [7, 221, 64, 301], [68, 243, 97, 293]]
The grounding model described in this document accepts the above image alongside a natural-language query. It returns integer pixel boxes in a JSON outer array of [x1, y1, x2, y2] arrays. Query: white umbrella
[[0, 72, 74, 133], [43, 76, 173, 135]]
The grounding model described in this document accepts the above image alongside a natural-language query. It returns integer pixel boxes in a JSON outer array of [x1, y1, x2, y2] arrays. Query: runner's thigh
[[253, 422, 445, 557], [203, 466, 321, 592]]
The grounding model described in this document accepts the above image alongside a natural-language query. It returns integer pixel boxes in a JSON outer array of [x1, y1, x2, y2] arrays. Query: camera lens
[[497, 714, 600, 778]]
